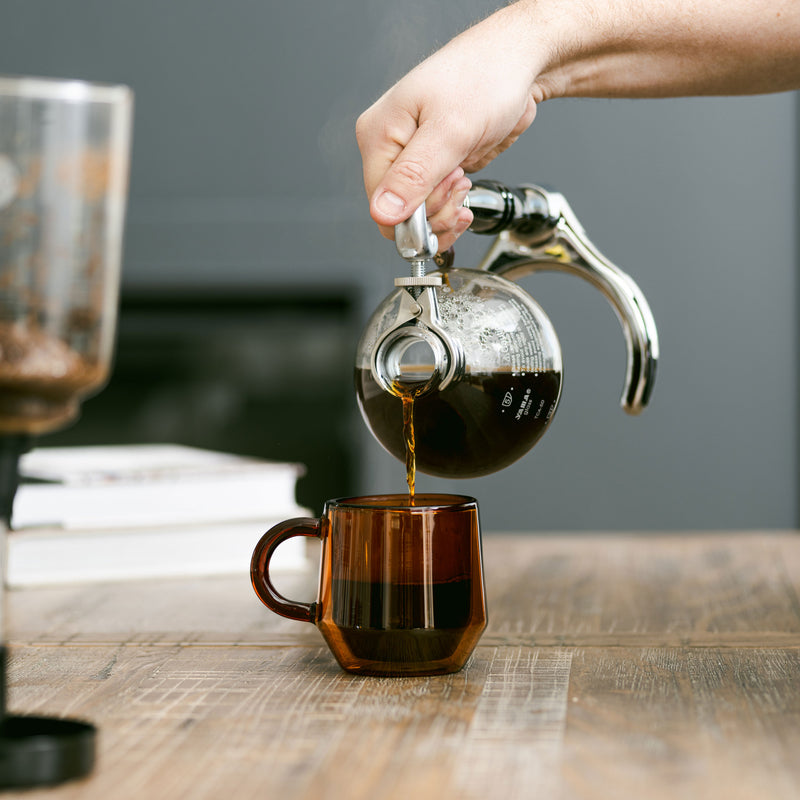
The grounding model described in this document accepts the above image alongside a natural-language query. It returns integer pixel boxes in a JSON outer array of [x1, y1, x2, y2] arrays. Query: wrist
[[482, 0, 604, 102]]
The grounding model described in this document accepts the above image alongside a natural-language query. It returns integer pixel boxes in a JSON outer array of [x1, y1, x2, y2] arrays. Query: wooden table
[[3, 532, 800, 799]]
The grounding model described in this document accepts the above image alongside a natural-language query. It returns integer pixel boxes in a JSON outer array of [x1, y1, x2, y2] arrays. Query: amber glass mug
[[250, 494, 487, 676]]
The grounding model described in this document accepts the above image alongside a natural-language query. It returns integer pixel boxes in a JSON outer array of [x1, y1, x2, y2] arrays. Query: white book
[[12, 444, 306, 530], [5, 512, 313, 587]]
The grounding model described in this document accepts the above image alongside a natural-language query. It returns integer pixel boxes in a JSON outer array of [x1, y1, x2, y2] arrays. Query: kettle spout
[[466, 183, 659, 415]]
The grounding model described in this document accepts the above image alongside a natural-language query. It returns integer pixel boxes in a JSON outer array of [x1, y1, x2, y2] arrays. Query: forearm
[[356, 0, 800, 245], [526, 0, 800, 100]]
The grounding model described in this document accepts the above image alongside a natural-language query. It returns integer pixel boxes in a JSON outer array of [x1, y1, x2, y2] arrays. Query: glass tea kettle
[[354, 180, 659, 479]]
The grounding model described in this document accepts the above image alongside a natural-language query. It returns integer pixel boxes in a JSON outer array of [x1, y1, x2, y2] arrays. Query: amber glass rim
[[326, 494, 477, 512]]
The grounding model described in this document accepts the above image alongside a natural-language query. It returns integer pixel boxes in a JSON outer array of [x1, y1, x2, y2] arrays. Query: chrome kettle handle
[[466, 182, 659, 415]]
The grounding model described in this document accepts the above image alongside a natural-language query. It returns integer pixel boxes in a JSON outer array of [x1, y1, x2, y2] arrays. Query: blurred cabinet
[[47, 290, 360, 514]]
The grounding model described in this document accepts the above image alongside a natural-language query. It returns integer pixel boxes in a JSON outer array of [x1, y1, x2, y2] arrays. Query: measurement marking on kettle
[[515, 389, 533, 421]]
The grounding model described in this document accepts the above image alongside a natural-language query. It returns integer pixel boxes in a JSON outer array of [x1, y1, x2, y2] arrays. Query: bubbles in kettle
[[438, 286, 519, 370]]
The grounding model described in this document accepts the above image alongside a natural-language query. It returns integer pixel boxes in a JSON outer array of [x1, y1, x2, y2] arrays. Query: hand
[[357, 0, 800, 255], [356, 5, 544, 252]]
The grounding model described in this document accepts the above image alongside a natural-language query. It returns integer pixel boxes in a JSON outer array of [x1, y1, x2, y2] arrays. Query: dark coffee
[[356, 367, 561, 479], [331, 577, 472, 663]]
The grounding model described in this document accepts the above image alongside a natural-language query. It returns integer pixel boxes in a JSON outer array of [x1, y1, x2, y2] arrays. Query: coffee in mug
[[251, 494, 486, 676]]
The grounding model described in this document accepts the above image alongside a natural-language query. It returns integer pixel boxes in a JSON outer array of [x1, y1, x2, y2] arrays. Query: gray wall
[[2, 1, 797, 531]]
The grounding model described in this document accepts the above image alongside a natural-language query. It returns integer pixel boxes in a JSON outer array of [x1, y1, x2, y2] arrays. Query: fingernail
[[375, 190, 406, 217]]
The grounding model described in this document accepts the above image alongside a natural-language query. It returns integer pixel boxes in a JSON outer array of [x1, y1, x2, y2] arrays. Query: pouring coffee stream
[[355, 181, 660, 492]]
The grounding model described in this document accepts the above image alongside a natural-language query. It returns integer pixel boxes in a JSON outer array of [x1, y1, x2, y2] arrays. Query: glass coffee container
[[0, 74, 132, 789], [0, 76, 131, 440]]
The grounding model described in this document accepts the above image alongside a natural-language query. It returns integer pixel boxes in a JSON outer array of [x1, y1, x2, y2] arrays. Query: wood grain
[[2, 532, 799, 799], [563, 647, 800, 800]]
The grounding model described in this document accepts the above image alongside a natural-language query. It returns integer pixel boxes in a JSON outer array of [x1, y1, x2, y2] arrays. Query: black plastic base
[[0, 646, 96, 789], [0, 715, 95, 789], [0, 434, 31, 528], [0, 442, 98, 788]]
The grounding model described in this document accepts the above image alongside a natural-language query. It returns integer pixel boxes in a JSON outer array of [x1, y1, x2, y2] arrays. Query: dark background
[[2, 0, 796, 529]]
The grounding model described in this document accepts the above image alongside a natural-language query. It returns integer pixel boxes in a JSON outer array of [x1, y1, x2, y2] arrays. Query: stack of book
[[6, 444, 312, 587]]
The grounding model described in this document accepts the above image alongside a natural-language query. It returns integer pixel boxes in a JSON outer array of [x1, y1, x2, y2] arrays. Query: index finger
[[357, 95, 469, 225]]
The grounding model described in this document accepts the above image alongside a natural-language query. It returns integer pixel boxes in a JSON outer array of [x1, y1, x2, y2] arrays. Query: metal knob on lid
[[370, 204, 462, 397], [394, 203, 438, 267]]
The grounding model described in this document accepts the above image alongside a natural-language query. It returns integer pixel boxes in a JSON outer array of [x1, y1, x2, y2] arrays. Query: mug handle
[[250, 517, 322, 623]]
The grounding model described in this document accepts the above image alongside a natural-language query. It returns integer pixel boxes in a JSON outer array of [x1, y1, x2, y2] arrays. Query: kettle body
[[355, 266, 562, 478], [355, 181, 659, 480]]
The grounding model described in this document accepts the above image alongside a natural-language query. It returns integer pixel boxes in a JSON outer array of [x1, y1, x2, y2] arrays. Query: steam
[[317, 0, 486, 198]]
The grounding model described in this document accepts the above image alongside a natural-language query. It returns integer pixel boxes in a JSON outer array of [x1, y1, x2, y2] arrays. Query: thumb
[[369, 127, 463, 227]]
